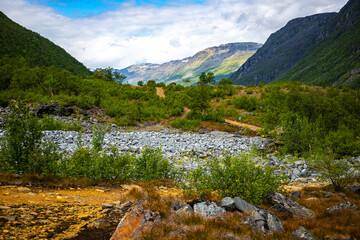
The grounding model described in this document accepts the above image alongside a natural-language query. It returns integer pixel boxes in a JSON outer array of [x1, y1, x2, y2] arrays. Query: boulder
[[266, 192, 314, 218], [220, 197, 236, 211], [193, 201, 226, 218], [233, 197, 258, 213], [291, 226, 316, 240], [110, 205, 160, 240], [243, 208, 284, 233], [326, 202, 357, 212]]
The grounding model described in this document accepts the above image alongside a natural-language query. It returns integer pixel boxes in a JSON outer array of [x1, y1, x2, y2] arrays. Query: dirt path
[[156, 87, 165, 98], [181, 107, 191, 118], [224, 119, 262, 132]]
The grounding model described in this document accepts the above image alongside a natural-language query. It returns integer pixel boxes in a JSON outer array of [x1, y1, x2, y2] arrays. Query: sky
[[0, 0, 348, 69]]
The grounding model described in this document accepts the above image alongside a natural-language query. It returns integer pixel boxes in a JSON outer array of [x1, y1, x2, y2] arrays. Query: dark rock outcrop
[[266, 192, 314, 218], [243, 208, 284, 233]]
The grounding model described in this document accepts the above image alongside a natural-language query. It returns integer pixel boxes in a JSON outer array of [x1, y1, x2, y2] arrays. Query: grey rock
[[326, 202, 357, 212], [291, 226, 316, 240], [267, 192, 314, 218], [176, 204, 193, 214], [349, 185, 360, 194], [233, 197, 258, 213], [290, 191, 301, 199], [102, 203, 114, 209], [243, 208, 284, 233], [220, 197, 236, 211], [193, 201, 226, 217]]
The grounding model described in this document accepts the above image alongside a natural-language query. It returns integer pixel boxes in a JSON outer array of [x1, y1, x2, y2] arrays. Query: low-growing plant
[[40, 114, 81, 131], [185, 153, 284, 204], [132, 147, 172, 181], [92, 125, 107, 152], [310, 150, 360, 191], [170, 118, 201, 130]]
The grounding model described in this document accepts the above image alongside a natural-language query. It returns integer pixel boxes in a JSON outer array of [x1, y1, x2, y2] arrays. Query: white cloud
[[0, 0, 348, 69]]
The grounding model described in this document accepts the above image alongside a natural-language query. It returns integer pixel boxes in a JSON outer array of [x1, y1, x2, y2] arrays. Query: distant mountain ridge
[[231, 0, 360, 88], [117, 42, 262, 85], [0, 11, 91, 76]]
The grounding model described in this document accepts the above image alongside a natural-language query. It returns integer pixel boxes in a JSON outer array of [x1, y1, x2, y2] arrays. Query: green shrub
[[185, 154, 284, 204], [233, 96, 259, 111], [40, 115, 81, 131], [132, 147, 172, 181], [92, 125, 107, 152], [29, 141, 63, 177], [170, 118, 201, 130], [310, 151, 360, 191], [0, 102, 43, 173]]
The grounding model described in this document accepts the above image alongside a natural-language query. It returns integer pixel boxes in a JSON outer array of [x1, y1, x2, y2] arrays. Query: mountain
[[231, 0, 360, 88], [0, 11, 91, 76], [117, 42, 262, 85], [278, 0, 360, 88]]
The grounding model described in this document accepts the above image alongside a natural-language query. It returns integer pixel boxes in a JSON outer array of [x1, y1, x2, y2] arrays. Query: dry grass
[[142, 185, 360, 240]]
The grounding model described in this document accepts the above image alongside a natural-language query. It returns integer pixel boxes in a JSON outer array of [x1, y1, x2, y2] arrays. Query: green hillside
[[0, 11, 91, 76], [278, 1, 360, 88], [231, 0, 360, 89]]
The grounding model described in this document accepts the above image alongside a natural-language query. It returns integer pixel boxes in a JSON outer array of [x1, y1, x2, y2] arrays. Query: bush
[[233, 96, 259, 111], [185, 154, 284, 204], [310, 151, 360, 191], [92, 125, 107, 152], [40, 115, 81, 131], [29, 141, 63, 176], [132, 147, 172, 181], [0, 102, 43, 173], [170, 118, 201, 130]]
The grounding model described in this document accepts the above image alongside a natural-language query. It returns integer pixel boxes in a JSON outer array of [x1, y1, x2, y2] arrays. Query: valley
[[0, 0, 360, 239]]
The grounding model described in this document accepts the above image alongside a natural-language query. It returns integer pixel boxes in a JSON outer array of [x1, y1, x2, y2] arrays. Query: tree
[[138, 81, 144, 86], [218, 78, 233, 86], [198, 72, 215, 86], [146, 80, 156, 87], [94, 67, 126, 83]]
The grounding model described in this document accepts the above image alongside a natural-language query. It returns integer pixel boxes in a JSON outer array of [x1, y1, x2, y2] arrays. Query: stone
[[102, 203, 114, 209], [56, 196, 67, 203], [220, 197, 236, 211], [290, 191, 301, 199], [110, 205, 160, 240], [326, 202, 357, 212], [176, 204, 193, 214], [349, 185, 360, 194], [0, 206, 11, 210], [243, 208, 284, 233], [17, 187, 31, 193], [269, 204, 292, 215], [291, 226, 316, 240], [233, 197, 258, 213], [193, 201, 226, 218], [88, 218, 112, 228], [266, 192, 314, 218]]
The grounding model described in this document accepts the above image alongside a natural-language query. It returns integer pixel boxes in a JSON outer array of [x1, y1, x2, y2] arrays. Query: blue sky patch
[[26, 0, 207, 18]]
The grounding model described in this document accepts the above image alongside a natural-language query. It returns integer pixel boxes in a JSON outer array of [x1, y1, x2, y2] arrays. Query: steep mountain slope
[[278, 0, 360, 88], [231, 0, 360, 88], [230, 13, 336, 85], [117, 42, 262, 85], [0, 11, 91, 76]]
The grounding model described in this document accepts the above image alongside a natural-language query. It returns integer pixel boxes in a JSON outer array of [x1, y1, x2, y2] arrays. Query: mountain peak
[[117, 42, 262, 85]]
